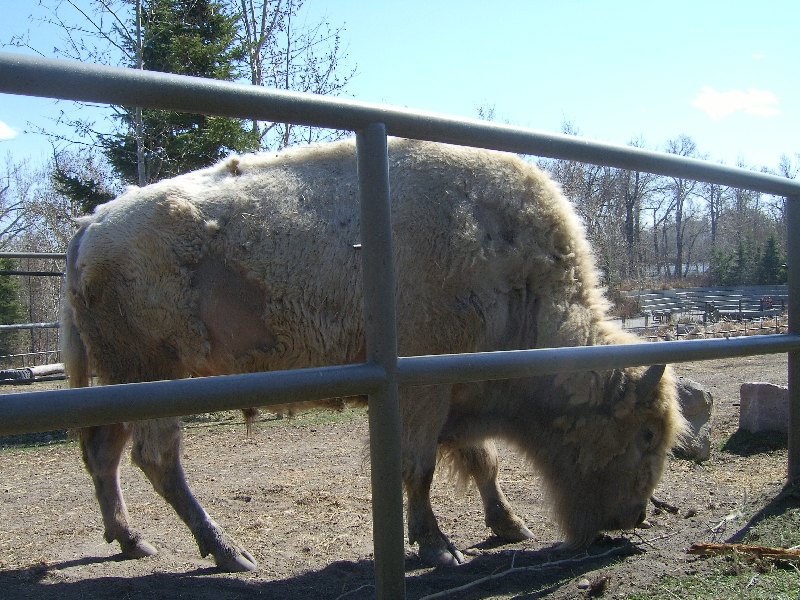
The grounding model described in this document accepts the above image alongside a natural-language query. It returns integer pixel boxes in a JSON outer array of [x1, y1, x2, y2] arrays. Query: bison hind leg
[[442, 440, 534, 542], [129, 418, 257, 572], [79, 423, 158, 559]]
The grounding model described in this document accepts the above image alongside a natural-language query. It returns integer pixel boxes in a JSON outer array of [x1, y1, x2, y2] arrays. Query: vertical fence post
[[357, 123, 406, 599], [788, 196, 800, 481]]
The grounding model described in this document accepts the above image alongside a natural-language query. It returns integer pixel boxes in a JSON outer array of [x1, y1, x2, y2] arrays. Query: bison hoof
[[216, 549, 258, 572], [418, 538, 465, 568], [490, 518, 535, 542], [120, 537, 158, 559], [197, 523, 258, 572]]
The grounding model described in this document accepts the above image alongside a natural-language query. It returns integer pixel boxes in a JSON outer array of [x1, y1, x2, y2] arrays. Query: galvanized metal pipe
[[789, 195, 800, 480], [0, 362, 386, 435], [1, 333, 796, 436], [0, 252, 66, 260], [398, 334, 800, 387], [0, 270, 64, 277], [0, 322, 60, 331], [357, 123, 406, 600], [2, 52, 800, 197]]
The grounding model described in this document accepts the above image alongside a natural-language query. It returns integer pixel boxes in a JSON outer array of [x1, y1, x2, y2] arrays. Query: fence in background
[[0, 252, 66, 367], [622, 285, 788, 324], [1, 52, 800, 600]]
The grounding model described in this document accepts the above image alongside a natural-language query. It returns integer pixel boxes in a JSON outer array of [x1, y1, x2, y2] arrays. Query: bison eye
[[641, 427, 655, 445]]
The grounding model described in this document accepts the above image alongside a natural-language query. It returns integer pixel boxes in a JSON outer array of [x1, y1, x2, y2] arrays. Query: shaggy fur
[[62, 138, 686, 570]]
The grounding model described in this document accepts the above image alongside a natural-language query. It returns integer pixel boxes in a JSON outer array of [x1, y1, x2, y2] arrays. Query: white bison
[[61, 138, 686, 571]]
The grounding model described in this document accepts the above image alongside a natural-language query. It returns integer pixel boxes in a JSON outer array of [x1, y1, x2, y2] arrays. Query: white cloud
[[751, 53, 766, 59], [0, 121, 18, 140], [689, 86, 779, 120]]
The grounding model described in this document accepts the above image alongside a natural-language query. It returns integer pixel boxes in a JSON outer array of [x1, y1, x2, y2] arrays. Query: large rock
[[739, 382, 789, 434], [676, 376, 713, 461]]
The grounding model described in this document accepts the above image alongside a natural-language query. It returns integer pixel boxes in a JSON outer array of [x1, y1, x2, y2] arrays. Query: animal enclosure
[[1, 51, 800, 600]]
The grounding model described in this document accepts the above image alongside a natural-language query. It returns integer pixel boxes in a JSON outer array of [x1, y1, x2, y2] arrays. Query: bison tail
[[60, 230, 90, 389], [60, 300, 90, 388]]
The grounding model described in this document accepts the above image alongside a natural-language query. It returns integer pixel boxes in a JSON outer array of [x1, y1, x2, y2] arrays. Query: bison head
[[540, 363, 686, 547]]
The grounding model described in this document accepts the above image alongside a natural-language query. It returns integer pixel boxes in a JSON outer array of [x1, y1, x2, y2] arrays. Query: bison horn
[[637, 364, 666, 400]]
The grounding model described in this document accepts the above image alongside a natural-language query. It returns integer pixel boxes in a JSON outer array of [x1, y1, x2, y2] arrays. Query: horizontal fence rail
[[0, 362, 386, 435], [0, 270, 64, 277], [0, 252, 67, 260], [0, 321, 59, 331], [0, 252, 65, 362], [397, 335, 800, 387], [2, 51, 800, 600], [1, 335, 798, 437], [2, 53, 800, 197]]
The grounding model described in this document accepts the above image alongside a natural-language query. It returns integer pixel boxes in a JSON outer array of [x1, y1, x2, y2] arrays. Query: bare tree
[[8, 0, 132, 64], [644, 192, 672, 279], [765, 152, 800, 232], [617, 137, 661, 280], [4, 149, 115, 255], [0, 150, 110, 363], [237, 0, 356, 149], [7, 0, 146, 182], [723, 159, 778, 256], [9, 0, 357, 168], [543, 125, 661, 284], [704, 180, 726, 250], [475, 103, 497, 122], [664, 135, 704, 279], [778, 152, 800, 180], [0, 156, 29, 249]]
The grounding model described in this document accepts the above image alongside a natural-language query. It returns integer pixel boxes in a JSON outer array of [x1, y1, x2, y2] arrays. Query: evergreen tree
[[0, 258, 24, 358], [709, 247, 735, 286], [757, 235, 786, 285], [709, 238, 764, 286], [52, 165, 115, 215], [103, 0, 258, 185], [731, 237, 759, 285]]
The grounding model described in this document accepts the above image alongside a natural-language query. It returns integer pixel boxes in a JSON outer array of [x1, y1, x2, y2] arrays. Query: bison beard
[[60, 138, 686, 571]]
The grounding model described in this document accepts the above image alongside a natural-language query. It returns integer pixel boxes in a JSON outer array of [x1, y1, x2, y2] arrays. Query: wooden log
[[29, 363, 64, 377], [687, 542, 800, 561]]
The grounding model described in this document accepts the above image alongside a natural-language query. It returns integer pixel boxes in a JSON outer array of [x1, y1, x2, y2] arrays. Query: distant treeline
[[539, 127, 796, 289]]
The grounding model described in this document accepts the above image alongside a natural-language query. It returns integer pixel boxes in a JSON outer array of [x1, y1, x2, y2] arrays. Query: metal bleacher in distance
[[623, 285, 788, 323]]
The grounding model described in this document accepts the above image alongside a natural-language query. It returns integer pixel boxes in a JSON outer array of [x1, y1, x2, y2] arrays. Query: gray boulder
[[676, 376, 714, 461], [739, 382, 788, 434]]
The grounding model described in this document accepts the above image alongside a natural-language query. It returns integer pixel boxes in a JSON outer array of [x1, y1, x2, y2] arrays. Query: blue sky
[[1, 0, 798, 171]]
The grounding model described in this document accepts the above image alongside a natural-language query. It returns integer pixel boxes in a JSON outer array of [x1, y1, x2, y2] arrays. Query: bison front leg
[[130, 418, 257, 572], [80, 424, 158, 559], [451, 441, 534, 542], [402, 385, 465, 567], [406, 465, 465, 567]]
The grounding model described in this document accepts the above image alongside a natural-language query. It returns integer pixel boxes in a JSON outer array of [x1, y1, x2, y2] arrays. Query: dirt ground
[[0, 353, 792, 599]]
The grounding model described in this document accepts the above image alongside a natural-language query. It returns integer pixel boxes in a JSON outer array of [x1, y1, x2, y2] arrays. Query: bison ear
[[637, 364, 666, 400]]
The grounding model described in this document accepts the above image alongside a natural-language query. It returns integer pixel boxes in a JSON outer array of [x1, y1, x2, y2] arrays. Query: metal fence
[[0, 252, 66, 367], [1, 51, 800, 599]]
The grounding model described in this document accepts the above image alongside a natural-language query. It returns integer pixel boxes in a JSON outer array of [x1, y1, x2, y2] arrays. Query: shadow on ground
[[727, 480, 800, 544], [720, 429, 787, 457], [0, 538, 640, 600]]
